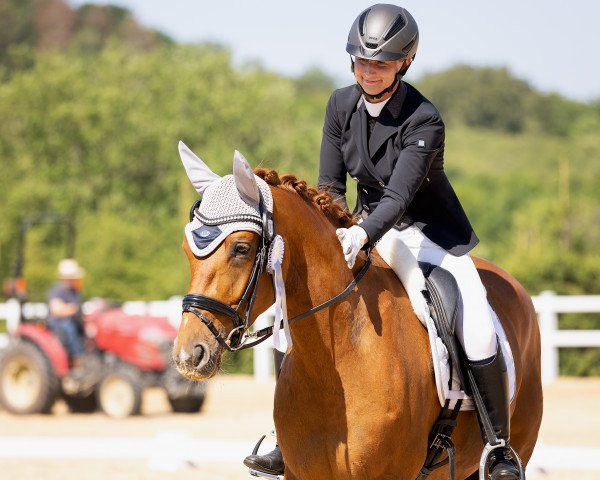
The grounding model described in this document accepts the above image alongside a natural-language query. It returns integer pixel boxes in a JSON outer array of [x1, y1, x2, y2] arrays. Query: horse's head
[[172, 142, 276, 380]]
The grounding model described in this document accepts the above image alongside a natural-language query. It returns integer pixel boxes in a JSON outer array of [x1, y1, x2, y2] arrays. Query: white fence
[[533, 291, 600, 383], [1, 292, 600, 383]]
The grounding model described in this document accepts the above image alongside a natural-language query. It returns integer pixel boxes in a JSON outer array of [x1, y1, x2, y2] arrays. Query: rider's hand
[[336, 226, 368, 269]]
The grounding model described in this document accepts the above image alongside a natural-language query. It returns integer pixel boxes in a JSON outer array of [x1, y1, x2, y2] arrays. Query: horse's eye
[[233, 243, 251, 256]]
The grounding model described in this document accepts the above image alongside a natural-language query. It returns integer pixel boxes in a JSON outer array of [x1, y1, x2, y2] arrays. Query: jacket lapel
[[350, 98, 385, 186], [368, 82, 407, 159]]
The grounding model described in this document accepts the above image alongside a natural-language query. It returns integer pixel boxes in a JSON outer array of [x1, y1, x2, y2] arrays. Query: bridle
[[181, 195, 372, 352]]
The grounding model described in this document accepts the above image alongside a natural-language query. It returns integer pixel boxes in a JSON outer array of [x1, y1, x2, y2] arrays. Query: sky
[[68, 0, 599, 102]]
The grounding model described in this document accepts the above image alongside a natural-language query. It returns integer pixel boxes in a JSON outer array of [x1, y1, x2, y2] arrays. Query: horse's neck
[[274, 190, 430, 383], [285, 254, 410, 375], [279, 223, 439, 437]]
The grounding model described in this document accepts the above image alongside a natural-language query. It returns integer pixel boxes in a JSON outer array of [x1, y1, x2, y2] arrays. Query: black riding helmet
[[347, 4, 419, 99]]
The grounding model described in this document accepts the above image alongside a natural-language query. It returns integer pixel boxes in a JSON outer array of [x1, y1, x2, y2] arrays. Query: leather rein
[[181, 196, 372, 352]]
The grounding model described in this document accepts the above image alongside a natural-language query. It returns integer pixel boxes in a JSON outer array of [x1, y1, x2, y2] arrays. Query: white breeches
[[376, 225, 497, 361]]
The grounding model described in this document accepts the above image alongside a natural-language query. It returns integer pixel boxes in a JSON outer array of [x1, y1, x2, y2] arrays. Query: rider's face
[[353, 57, 405, 101]]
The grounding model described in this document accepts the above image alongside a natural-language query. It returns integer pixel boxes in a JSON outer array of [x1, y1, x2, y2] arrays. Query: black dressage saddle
[[419, 262, 468, 390]]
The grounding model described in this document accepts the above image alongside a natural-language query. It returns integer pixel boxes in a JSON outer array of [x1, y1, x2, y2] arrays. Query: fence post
[[537, 290, 558, 383], [253, 306, 275, 382], [5, 298, 21, 335]]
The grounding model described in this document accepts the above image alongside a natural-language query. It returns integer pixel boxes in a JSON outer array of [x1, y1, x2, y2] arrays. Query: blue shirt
[[47, 282, 82, 322]]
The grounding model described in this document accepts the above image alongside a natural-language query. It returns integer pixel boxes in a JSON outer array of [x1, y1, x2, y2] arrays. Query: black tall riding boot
[[243, 349, 286, 477], [469, 346, 521, 480], [243, 444, 284, 476]]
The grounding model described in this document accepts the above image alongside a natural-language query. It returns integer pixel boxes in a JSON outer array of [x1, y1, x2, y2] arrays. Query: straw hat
[[57, 258, 85, 280]]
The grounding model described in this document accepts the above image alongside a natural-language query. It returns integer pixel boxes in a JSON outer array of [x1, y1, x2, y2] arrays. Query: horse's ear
[[233, 150, 260, 206], [178, 141, 220, 195]]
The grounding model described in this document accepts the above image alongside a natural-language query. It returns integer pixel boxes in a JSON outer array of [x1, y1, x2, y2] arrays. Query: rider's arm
[[360, 109, 445, 246], [49, 297, 80, 318]]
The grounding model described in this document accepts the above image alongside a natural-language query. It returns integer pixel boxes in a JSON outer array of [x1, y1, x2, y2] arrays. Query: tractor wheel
[[0, 342, 59, 414], [163, 367, 207, 413], [168, 389, 206, 413], [96, 365, 142, 418], [167, 380, 207, 413], [62, 392, 98, 413]]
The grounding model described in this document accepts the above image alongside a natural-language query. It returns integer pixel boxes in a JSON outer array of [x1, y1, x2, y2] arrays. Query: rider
[[246, 4, 520, 478], [47, 258, 86, 366]]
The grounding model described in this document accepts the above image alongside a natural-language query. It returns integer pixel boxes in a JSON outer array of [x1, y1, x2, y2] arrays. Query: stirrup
[[478, 440, 525, 480], [246, 435, 284, 480], [249, 469, 283, 479]]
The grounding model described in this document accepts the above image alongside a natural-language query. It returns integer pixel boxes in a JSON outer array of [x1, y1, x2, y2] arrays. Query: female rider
[[245, 4, 521, 479]]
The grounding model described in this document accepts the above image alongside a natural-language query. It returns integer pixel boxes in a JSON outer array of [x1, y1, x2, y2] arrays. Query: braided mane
[[254, 168, 356, 229]]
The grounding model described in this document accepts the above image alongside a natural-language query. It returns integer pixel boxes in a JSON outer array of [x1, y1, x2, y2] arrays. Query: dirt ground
[[0, 375, 599, 480]]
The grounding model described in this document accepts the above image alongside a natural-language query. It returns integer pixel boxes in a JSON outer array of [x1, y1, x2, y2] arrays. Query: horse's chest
[[276, 379, 425, 479]]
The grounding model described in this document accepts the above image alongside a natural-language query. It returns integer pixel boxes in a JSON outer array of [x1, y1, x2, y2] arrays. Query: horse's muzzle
[[172, 338, 221, 380]]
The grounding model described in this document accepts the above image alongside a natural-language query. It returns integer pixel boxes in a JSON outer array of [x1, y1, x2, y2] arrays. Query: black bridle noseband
[[181, 195, 371, 352]]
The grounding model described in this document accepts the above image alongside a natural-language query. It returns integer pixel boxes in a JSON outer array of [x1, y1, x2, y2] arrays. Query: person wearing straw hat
[[47, 258, 86, 364]]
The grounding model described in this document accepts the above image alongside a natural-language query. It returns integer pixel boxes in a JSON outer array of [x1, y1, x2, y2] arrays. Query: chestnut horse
[[172, 145, 543, 479]]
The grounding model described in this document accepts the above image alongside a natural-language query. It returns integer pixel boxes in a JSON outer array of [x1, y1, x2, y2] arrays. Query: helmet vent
[[365, 42, 378, 49], [383, 14, 406, 41], [358, 9, 371, 36], [403, 37, 417, 55]]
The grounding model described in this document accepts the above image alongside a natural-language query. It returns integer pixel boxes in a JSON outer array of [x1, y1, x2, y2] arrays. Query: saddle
[[419, 262, 468, 392], [417, 262, 516, 411], [415, 263, 520, 479]]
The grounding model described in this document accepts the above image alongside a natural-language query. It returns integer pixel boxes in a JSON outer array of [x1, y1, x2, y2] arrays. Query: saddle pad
[[427, 304, 516, 411]]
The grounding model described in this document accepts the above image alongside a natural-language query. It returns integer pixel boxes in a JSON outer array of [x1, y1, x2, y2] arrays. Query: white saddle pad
[[426, 304, 516, 411], [373, 232, 516, 411]]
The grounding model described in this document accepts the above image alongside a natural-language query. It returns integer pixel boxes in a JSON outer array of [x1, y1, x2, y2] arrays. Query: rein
[[181, 196, 372, 352], [246, 250, 372, 348], [183, 252, 371, 352]]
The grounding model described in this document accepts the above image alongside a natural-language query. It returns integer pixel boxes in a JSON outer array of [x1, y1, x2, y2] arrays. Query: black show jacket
[[318, 82, 478, 256]]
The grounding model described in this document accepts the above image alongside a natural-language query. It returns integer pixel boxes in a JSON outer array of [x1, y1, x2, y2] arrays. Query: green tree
[[0, 44, 331, 301]]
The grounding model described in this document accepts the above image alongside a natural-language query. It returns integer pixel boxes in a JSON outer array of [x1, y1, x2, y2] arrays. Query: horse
[[172, 143, 543, 479]]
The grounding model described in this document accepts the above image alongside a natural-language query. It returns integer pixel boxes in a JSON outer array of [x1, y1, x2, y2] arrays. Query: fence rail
[[1, 291, 599, 383], [533, 291, 600, 383]]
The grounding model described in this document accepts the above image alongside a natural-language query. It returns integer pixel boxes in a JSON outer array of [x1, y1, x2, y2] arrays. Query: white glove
[[336, 226, 368, 268]]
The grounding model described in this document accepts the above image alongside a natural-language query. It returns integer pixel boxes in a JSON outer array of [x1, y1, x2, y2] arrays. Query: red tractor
[[0, 216, 206, 417], [0, 302, 206, 417]]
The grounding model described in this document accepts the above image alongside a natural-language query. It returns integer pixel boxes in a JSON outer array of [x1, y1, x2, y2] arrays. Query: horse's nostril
[[192, 344, 206, 367]]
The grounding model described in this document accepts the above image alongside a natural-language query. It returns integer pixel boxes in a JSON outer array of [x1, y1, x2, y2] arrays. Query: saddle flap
[[419, 262, 461, 335], [419, 262, 467, 388]]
